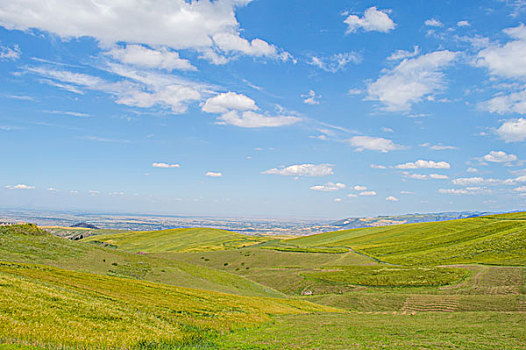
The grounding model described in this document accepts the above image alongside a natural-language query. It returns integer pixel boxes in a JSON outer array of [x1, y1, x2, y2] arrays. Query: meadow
[[0, 212, 525, 348]]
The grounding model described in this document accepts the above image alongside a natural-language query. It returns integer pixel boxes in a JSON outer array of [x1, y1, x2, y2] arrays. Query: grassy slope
[[0, 262, 335, 348], [282, 212, 526, 265], [82, 227, 270, 252], [0, 225, 282, 298], [215, 312, 526, 349]]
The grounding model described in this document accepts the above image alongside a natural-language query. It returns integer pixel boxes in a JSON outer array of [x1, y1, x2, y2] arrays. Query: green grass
[[283, 212, 526, 265], [302, 266, 469, 287], [2, 218, 525, 349], [0, 225, 283, 298], [214, 312, 526, 349], [83, 227, 270, 253], [0, 262, 336, 349], [262, 246, 349, 254]]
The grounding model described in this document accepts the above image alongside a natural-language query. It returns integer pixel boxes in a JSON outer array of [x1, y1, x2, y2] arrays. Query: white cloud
[[262, 164, 334, 177], [202, 92, 300, 128], [106, 45, 196, 71], [496, 118, 526, 142], [334, 198, 342, 202], [476, 24, 526, 80], [348, 88, 363, 95], [205, 171, 222, 177], [5, 184, 34, 190], [452, 177, 515, 186], [370, 164, 387, 169], [396, 160, 451, 169], [347, 193, 358, 198], [403, 172, 448, 180], [386, 195, 399, 201], [420, 142, 457, 150], [0, 0, 287, 63], [353, 185, 367, 191], [302, 90, 321, 105], [457, 20, 470, 27], [308, 52, 361, 73], [310, 182, 346, 192], [367, 50, 458, 111], [28, 66, 202, 113], [388, 46, 419, 61], [349, 136, 404, 152], [202, 92, 257, 114], [359, 191, 377, 196], [152, 162, 180, 168], [47, 187, 56, 192], [425, 18, 443, 27], [483, 150, 517, 163], [467, 167, 478, 173], [514, 186, 526, 192], [482, 89, 526, 115], [216, 110, 300, 128], [0, 44, 20, 60], [439, 187, 486, 195], [344, 7, 395, 34]]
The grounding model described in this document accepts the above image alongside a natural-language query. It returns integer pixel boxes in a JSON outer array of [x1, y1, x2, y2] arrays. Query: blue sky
[[0, 0, 525, 218]]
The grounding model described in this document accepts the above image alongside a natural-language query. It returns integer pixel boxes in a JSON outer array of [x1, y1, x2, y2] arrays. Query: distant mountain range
[[329, 212, 491, 230]]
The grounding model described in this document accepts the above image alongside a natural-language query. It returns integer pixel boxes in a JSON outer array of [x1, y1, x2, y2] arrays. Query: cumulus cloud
[[216, 110, 300, 128], [205, 171, 222, 177], [370, 164, 387, 169], [308, 52, 361, 73], [457, 20, 470, 27], [514, 186, 526, 192], [106, 45, 196, 71], [452, 177, 515, 186], [5, 184, 34, 190], [152, 162, 180, 168], [483, 150, 517, 163], [344, 7, 395, 34], [202, 92, 300, 128], [387, 46, 419, 61], [262, 164, 334, 177], [496, 118, 526, 142], [367, 50, 458, 111], [302, 90, 321, 105], [359, 191, 377, 196], [476, 24, 526, 80], [403, 172, 448, 180], [420, 142, 457, 150], [396, 160, 451, 169], [425, 18, 443, 27], [0, 44, 20, 60], [310, 182, 346, 192], [0, 0, 289, 63], [202, 92, 257, 114], [353, 185, 367, 191], [439, 187, 486, 195], [385, 195, 399, 201], [349, 136, 404, 152]]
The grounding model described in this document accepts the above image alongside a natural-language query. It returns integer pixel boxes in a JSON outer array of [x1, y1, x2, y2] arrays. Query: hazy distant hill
[[330, 211, 490, 230]]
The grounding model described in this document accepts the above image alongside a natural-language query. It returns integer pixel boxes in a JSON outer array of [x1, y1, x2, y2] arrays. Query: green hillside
[[83, 227, 270, 252], [0, 262, 335, 348], [280, 212, 526, 265], [0, 224, 282, 298]]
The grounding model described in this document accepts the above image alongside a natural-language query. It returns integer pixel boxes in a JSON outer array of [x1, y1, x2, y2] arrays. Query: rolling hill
[[0, 224, 282, 297], [278, 212, 526, 265], [82, 227, 270, 253], [0, 262, 335, 348]]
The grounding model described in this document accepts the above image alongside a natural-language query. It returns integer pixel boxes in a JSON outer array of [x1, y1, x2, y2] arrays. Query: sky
[[0, 0, 525, 219]]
